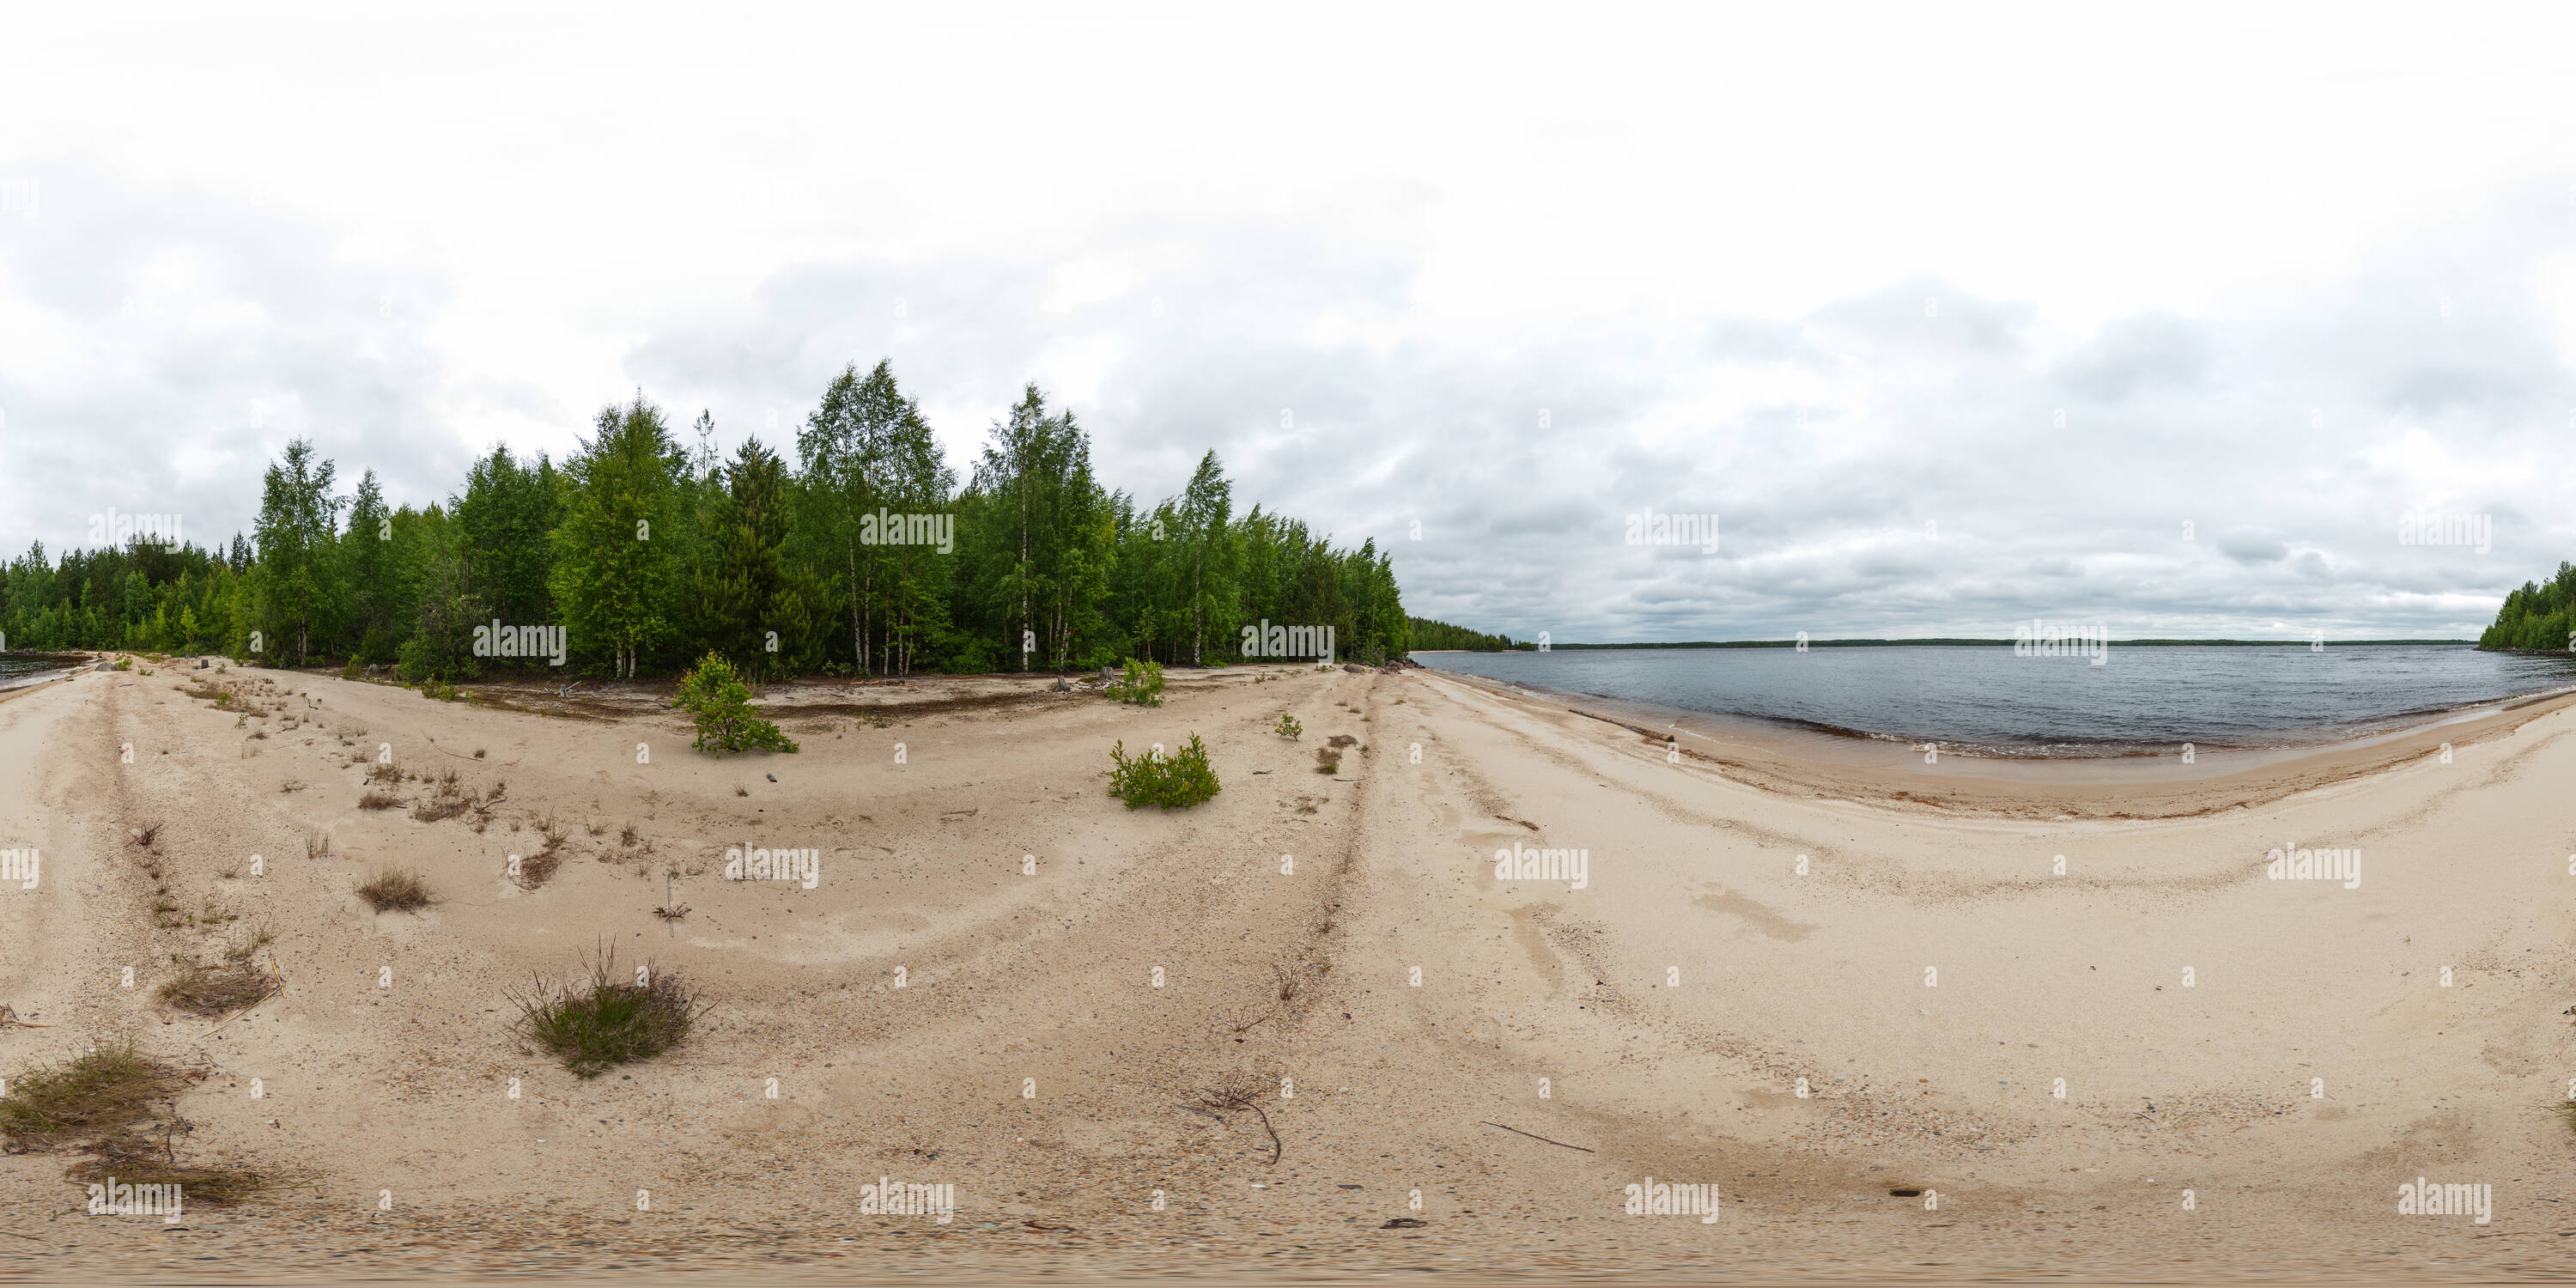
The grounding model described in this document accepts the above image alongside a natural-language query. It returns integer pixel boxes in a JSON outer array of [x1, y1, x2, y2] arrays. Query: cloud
[[3, 167, 2572, 644]]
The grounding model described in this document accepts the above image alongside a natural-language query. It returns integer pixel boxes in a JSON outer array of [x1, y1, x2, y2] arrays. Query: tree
[[692, 438, 809, 675], [553, 395, 684, 678], [251, 439, 346, 665]]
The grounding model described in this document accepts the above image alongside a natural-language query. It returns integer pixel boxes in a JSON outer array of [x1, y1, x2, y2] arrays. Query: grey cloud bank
[[2, 172, 2569, 644]]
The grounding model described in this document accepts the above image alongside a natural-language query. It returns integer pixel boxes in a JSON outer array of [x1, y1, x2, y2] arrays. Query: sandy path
[[0, 659, 2570, 1278]]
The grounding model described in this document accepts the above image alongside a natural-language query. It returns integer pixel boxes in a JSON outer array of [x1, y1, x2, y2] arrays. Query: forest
[[2477, 560, 2576, 652], [0, 362, 1413, 678]]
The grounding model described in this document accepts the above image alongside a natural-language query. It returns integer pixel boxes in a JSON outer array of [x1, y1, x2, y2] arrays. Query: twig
[[1479, 1121, 1595, 1152], [1174, 1102, 1224, 1122], [1247, 1103, 1283, 1163]]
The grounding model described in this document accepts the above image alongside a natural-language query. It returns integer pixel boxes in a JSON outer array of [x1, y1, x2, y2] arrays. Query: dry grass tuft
[[354, 867, 434, 913], [68, 1134, 275, 1206], [509, 945, 708, 1078], [0, 1039, 195, 1152]]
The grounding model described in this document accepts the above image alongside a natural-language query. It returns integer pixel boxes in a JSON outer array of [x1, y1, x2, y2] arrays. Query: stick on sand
[[1479, 1121, 1595, 1152]]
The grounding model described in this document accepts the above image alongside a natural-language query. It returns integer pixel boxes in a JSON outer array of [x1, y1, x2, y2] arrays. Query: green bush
[[673, 652, 799, 756], [1105, 657, 1165, 707], [1273, 713, 1302, 738], [511, 946, 706, 1078], [1108, 734, 1220, 810]]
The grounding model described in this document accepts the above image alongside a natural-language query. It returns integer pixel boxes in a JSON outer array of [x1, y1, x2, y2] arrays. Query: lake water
[[0, 653, 86, 692], [1412, 645, 2576, 759]]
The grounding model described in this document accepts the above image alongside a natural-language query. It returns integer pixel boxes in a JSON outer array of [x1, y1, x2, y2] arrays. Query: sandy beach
[[3, 655, 2573, 1279]]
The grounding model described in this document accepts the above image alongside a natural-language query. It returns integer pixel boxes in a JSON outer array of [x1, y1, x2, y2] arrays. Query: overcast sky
[[3, 3, 2573, 641]]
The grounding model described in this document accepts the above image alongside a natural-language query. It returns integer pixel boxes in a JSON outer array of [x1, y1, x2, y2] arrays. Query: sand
[[2, 654, 2573, 1279]]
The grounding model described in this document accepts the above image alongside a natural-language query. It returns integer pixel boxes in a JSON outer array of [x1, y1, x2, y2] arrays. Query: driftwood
[[1478, 1121, 1595, 1152]]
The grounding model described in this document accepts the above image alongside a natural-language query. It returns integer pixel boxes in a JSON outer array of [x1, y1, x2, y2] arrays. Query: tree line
[[1405, 617, 1528, 651], [2477, 560, 2576, 651], [0, 362, 1413, 677]]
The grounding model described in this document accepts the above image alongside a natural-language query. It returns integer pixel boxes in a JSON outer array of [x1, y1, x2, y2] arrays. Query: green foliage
[[1407, 616, 1517, 651], [1106, 657, 1165, 706], [0, 362, 1412, 677], [2479, 561, 2576, 652], [511, 946, 706, 1078], [1273, 712, 1301, 738], [251, 439, 347, 665], [672, 652, 799, 756], [555, 395, 684, 678], [1108, 733, 1221, 810], [0, 1037, 190, 1151]]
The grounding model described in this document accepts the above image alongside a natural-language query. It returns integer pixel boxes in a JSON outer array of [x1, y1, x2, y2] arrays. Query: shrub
[[355, 867, 434, 913], [1105, 658, 1165, 707], [511, 945, 706, 1078], [1273, 713, 1302, 739], [1108, 734, 1221, 810], [68, 1135, 271, 1206], [672, 653, 798, 756], [156, 959, 281, 1017], [0, 1039, 191, 1152]]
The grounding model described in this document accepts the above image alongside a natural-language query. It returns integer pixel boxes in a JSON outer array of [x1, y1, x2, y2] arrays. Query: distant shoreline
[[1418, 638, 2477, 650]]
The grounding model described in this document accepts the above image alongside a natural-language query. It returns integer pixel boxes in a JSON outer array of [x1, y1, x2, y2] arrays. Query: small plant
[[516, 848, 562, 890], [155, 957, 281, 1018], [1108, 734, 1222, 811], [419, 675, 460, 702], [367, 762, 401, 783], [652, 903, 690, 922], [1105, 658, 1165, 707], [473, 748, 487, 759], [112, 657, 131, 671], [1273, 713, 1302, 739], [671, 653, 798, 757], [355, 867, 434, 913], [0, 1040, 196, 1152], [358, 789, 402, 811], [340, 659, 360, 679], [510, 945, 707, 1078], [1190, 1070, 1284, 1164], [411, 795, 470, 823], [68, 1134, 270, 1207], [1314, 747, 1340, 775]]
